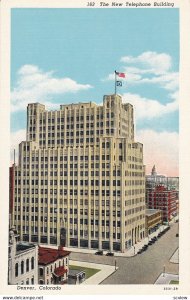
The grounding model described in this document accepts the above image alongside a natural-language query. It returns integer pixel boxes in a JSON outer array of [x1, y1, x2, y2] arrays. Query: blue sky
[[11, 8, 179, 175]]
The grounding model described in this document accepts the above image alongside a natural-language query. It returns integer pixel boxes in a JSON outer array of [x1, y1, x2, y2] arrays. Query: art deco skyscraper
[[11, 94, 146, 252]]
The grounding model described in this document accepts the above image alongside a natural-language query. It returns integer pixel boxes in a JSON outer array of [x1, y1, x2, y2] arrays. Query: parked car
[[140, 248, 146, 252], [148, 241, 153, 245], [95, 250, 103, 255], [106, 252, 114, 256], [152, 238, 156, 242], [142, 244, 148, 250]]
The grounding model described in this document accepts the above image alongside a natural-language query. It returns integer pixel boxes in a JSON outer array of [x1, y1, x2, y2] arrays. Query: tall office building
[[11, 94, 146, 252]]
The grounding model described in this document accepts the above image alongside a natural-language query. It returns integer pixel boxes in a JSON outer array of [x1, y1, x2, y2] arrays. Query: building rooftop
[[146, 209, 161, 216], [16, 242, 36, 254], [38, 247, 70, 266]]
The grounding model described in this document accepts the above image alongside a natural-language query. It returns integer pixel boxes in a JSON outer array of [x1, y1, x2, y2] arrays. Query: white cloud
[[121, 51, 172, 75], [139, 72, 179, 91], [123, 92, 178, 120], [10, 129, 26, 163], [136, 129, 178, 176], [11, 65, 93, 112], [104, 51, 178, 92]]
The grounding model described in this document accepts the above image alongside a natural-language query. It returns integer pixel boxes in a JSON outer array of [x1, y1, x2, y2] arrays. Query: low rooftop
[[16, 242, 36, 254], [39, 247, 70, 266], [146, 209, 162, 216]]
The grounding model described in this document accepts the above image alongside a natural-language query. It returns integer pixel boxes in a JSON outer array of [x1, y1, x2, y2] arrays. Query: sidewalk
[[69, 259, 117, 284], [170, 248, 179, 264], [65, 224, 168, 258], [155, 273, 179, 284]]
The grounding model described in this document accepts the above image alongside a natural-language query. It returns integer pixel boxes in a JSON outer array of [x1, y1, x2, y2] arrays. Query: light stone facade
[[12, 94, 146, 252], [8, 229, 38, 285]]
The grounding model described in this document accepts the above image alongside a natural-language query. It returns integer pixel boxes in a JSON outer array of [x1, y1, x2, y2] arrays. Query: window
[[39, 268, 43, 276], [21, 261, 24, 274], [26, 259, 29, 272], [15, 263, 18, 277], [31, 257, 34, 270]]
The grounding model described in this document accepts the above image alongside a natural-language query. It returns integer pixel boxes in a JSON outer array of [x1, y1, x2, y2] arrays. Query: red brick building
[[146, 185, 177, 222], [38, 246, 70, 285]]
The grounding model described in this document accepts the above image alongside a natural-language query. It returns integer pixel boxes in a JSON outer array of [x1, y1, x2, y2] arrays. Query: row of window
[[15, 257, 35, 277], [70, 230, 121, 239], [38, 135, 113, 142], [14, 197, 122, 206], [22, 179, 122, 186], [69, 219, 121, 226], [16, 188, 122, 196], [22, 162, 112, 170], [17, 170, 122, 178], [36, 120, 114, 131], [37, 112, 114, 124]]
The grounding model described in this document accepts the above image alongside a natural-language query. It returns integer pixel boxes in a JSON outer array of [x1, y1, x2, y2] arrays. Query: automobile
[[150, 239, 155, 244], [137, 249, 143, 254], [106, 252, 114, 256], [141, 247, 147, 252], [142, 244, 148, 250], [157, 233, 161, 238], [152, 237, 157, 241], [95, 250, 103, 255], [176, 233, 179, 237], [148, 241, 154, 245]]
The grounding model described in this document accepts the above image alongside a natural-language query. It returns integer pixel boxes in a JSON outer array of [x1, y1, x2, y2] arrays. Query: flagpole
[[115, 70, 117, 95]]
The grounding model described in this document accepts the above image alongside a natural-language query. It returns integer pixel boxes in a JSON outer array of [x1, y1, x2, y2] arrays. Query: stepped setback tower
[[11, 94, 146, 252]]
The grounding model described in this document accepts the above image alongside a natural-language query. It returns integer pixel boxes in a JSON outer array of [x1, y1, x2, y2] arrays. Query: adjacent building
[[8, 227, 38, 285], [146, 185, 177, 222], [146, 166, 178, 222], [38, 246, 70, 285], [145, 209, 162, 236], [11, 94, 146, 252]]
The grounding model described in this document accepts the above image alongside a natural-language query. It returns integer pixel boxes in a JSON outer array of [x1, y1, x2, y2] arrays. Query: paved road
[[70, 222, 179, 284]]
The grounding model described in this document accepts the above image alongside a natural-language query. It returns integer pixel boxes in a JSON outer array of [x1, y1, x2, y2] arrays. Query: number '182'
[[87, 2, 95, 6]]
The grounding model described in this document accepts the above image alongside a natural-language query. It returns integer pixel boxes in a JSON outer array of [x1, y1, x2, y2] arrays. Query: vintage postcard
[[0, 0, 190, 298]]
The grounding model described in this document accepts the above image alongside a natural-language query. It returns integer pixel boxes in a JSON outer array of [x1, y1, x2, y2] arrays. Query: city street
[[70, 222, 179, 284]]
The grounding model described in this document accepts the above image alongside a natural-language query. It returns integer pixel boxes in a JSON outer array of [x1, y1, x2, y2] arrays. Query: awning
[[53, 266, 67, 277]]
